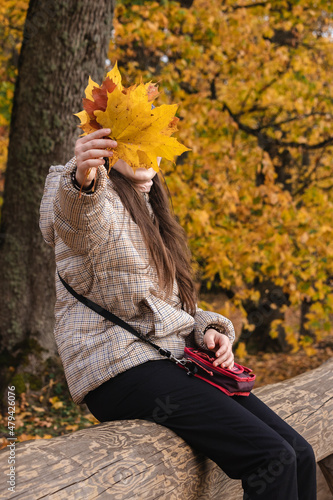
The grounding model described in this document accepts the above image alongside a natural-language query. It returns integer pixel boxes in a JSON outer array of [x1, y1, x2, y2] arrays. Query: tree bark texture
[[0, 0, 115, 375]]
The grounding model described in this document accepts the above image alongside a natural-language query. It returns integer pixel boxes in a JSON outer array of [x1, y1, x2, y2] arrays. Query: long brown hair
[[109, 168, 197, 315]]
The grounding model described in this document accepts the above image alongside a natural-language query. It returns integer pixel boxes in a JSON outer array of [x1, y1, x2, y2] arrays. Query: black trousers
[[85, 360, 316, 500]]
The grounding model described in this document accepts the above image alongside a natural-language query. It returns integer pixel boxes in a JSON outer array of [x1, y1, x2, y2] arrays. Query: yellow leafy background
[[110, 0, 333, 353]]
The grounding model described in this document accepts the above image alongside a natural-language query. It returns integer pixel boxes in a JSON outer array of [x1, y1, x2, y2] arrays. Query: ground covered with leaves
[[242, 341, 333, 387], [1, 342, 332, 451]]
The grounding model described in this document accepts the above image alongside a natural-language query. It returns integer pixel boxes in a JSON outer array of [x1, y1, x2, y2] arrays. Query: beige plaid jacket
[[40, 157, 235, 405]]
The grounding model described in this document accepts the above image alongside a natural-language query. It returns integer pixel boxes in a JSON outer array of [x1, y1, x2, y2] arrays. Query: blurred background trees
[[109, 0, 333, 356], [0, 0, 332, 408]]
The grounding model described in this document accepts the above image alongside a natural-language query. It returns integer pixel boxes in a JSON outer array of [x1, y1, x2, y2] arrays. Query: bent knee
[[295, 437, 316, 467], [274, 440, 297, 468]]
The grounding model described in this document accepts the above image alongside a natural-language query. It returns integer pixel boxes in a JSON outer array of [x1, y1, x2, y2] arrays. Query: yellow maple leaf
[[65, 424, 79, 432], [49, 396, 63, 410], [85, 76, 99, 100], [74, 62, 190, 172], [106, 62, 123, 90], [41, 434, 53, 440], [19, 433, 38, 442]]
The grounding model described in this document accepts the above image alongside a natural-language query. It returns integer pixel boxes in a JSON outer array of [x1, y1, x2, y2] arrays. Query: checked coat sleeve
[[54, 157, 110, 254]]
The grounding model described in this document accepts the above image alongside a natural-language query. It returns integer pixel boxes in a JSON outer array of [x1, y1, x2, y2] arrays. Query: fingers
[[75, 138, 117, 163], [213, 342, 234, 368], [80, 149, 113, 163], [80, 130, 117, 151], [204, 332, 233, 368], [78, 158, 106, 170], [80, 128, 112, 143], [80, 138, 117, 152], [204, 329, 229, 352], [75, 128, 118, 185], [204, 331, 216, 350], [214, 350, 234, 369], [215, 335, 230, 356]]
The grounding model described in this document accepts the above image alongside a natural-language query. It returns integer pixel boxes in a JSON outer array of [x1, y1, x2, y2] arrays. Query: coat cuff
[[193, 308, 235, 349]]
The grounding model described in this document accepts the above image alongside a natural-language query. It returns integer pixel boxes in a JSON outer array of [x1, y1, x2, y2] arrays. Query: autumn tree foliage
[[1, 0, 332, 358], [110, 0, 333, 353]]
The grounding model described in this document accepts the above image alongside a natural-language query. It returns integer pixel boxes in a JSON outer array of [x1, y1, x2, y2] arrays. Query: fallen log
[[1, 358, 332, 499]]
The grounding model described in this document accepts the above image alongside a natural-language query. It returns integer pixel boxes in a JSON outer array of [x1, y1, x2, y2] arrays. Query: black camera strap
[[57, 272, 192, 371]]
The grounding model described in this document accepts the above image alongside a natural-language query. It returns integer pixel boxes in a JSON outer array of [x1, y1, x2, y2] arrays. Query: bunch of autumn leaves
[[75, 62, 189, 177]]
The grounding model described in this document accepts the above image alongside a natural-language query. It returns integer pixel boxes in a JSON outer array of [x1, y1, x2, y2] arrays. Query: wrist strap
[[71, 167, 95, 193], [57, 272, 176, 361]]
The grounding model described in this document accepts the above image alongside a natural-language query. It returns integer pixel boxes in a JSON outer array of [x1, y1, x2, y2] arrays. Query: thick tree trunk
[[0, 0, 115, 393]]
